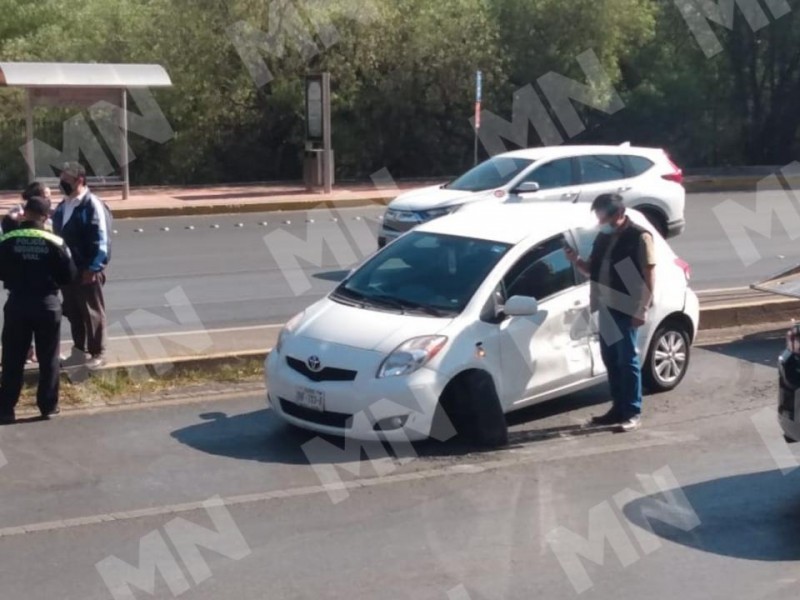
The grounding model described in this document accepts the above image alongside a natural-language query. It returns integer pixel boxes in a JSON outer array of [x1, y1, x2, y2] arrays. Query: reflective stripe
[[0, 228, 65, 247]]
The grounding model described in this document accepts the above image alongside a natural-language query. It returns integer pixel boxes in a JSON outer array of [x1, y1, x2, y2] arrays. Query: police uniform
[[0, 198, 77, 423]]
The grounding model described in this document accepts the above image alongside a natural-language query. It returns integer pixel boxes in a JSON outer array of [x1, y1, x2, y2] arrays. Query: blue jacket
[[52, 191, 112, 272]]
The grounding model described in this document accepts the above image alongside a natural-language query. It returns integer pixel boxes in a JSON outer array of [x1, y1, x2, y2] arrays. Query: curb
[[111, 196, 393, 219], [698, 298, 800, 330], [684, 175, 800, 193]]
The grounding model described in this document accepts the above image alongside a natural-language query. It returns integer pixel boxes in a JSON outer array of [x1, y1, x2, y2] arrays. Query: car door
[[575, 154, 636, 205], [511, 157, 580, 203], [492, 234, 593, 406]]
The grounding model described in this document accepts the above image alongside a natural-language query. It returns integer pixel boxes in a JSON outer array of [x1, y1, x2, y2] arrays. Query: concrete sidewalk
[[0, 180, 438, 219]]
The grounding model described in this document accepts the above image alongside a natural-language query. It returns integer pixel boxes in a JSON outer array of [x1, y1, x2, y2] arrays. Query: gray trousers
[[61, 271, 107, 356]]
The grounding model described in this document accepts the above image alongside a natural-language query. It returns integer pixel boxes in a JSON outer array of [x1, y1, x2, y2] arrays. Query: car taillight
[[675, 257, 691, 280], [787, 324, 800, 354], [662, 154, 684, 184]]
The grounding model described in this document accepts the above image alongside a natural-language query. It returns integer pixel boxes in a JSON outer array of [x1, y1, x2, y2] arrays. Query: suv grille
[[286, 356, 357, 382]]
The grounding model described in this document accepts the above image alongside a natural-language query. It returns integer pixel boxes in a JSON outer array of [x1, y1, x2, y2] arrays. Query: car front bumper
[[378, 223, 412, 248], [265, 349, 447, 442]]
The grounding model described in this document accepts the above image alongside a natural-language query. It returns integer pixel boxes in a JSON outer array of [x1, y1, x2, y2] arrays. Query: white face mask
[[599, 223, 615, 235]]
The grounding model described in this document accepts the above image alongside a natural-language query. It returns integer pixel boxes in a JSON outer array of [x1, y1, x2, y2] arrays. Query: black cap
[[24, 196, 51, 217]]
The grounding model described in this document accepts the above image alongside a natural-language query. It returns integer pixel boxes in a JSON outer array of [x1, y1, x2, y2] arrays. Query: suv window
[[503, 235, 576, 301], [522, 158, 575, 190], [578, 155, 626, 184], [624, 155, 655, 177]]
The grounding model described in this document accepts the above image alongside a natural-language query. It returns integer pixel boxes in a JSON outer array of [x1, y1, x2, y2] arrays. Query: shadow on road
[[622, 468, 800, 561], [170, 384, 614, 466], [171, 410, 316, 465], [700, 332, 784, 367]]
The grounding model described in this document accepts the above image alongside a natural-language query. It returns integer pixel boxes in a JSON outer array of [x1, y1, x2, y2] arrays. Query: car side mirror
[[515, 181, 540, 194], [503, 295, 539, 317]]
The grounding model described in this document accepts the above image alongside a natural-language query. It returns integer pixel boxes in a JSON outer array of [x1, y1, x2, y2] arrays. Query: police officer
[[0, 195, 77, 424]]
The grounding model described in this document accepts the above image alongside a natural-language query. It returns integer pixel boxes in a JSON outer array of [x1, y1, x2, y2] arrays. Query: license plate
[[295, 387, 325, 412]]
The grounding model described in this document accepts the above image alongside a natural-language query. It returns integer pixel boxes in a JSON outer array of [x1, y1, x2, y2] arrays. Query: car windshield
[[332, 232, 512, 316], [445, 157, 533, 192]]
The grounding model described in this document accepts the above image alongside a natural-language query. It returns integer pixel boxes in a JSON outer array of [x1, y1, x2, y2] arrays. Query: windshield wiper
[[371, 294, 450, 317], [362, 293, 408, 313], [331, 287, 370, 307]]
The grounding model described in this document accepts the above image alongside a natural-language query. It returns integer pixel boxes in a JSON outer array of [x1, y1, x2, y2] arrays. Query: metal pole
[[321, 72, 333, 194], [474, 70, 482, 167], [24, 89, 35, 183], [120, 88, 130, 200]]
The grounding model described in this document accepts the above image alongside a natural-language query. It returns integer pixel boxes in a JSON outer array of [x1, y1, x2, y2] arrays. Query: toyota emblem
[[307, 355, 322, 372]]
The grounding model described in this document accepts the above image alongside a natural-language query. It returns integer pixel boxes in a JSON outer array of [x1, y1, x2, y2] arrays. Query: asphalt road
[[101, 189, 800, 335], [0, 333, 797, 599], [2, 189, 797, 339]]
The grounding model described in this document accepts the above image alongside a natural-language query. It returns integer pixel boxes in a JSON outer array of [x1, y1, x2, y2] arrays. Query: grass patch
[[18, 357, 265, 412]]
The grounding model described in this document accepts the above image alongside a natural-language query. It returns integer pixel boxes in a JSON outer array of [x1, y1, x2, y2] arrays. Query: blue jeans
[[598, 308, 642, 419]]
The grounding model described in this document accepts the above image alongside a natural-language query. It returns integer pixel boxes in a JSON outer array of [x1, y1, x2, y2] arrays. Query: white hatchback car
[[267, 203, 698, 445], [378, 144, 685, 247]]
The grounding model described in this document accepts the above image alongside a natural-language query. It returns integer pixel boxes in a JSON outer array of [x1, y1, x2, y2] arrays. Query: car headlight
[[419, 205, 461, 220], [377, 335, 448, 378], [275, 311, 305, 354]]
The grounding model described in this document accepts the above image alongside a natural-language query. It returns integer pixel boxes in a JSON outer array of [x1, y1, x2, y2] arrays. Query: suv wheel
[[640, 208, 668, 238], [643, 321, 691, 392]]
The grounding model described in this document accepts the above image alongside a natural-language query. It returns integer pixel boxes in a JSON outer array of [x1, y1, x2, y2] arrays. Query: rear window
[[625, 155, 655, 177], [578, 155, 626, 184]]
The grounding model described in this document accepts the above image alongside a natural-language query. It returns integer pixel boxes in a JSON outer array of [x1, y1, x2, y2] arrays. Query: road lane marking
[[0, 431, 697, 539], [105, 323, 283, 342]]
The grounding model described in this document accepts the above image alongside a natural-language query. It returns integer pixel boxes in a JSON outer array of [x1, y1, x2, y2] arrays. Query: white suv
[[378, 144, 685, 247], [267, 203, 698, 446]]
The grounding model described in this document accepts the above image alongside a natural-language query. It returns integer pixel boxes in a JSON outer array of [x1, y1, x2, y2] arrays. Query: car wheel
[[640, 208, 667, 238], [435, 371, 508, 447], [643, 321, 691, 392]]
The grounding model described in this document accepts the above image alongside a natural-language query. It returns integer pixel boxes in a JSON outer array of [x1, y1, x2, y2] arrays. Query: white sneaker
[[61, 348, 88, 367], [618, 415, 642, 432], [86, 354, 107, 370]]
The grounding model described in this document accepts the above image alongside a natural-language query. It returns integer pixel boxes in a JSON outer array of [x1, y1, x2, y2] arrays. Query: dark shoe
[[618, 415, 642, 432], [40, 407, 61, 420], [0, 413, 16, 425], [588, 409, 621, 426]]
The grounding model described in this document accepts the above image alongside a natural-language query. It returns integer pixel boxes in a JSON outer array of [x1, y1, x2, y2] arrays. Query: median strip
[[9, 287, 792, 416]]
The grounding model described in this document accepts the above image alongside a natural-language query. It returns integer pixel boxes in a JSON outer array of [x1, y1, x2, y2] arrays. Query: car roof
[[497, 144, 666, 162], [417, 202, 600, 245]]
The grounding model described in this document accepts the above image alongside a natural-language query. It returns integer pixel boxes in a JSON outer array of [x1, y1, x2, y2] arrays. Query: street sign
[[305, 76, 324, 142], [474, 70, 483, 165]]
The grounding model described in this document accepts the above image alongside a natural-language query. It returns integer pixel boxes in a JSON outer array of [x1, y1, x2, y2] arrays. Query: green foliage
[[0, 0, 799, 188]]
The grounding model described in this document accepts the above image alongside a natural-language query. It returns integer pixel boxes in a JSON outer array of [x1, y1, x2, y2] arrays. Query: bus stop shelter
[[0, 62, 172, 199]]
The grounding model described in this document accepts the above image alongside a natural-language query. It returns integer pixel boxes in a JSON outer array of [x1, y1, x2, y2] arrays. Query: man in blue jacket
[[52, 162, 112, 370]]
